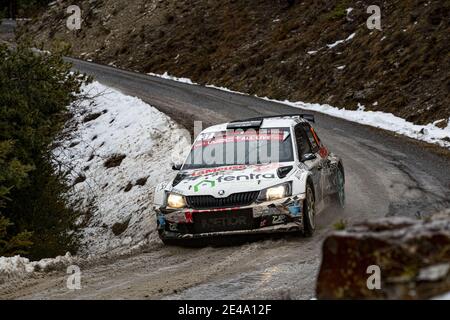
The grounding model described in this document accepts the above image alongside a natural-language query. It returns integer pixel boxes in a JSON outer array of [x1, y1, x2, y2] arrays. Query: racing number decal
[[272, 215, 285, 224]]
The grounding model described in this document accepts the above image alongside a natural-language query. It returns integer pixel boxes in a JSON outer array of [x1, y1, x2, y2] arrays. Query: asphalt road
[[1, 41, 450, 299], [67, 57, 450, 218]]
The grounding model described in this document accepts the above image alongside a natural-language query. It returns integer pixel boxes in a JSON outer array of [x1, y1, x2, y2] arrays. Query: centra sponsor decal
[[183, 171, 277, 183], [215, 173, 275, 182], [185, 173, 276, 183]]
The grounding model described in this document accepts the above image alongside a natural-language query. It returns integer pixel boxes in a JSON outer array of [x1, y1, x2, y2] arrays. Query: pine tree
[[0, 42, 89, 259], [0, 140, 33, 256]]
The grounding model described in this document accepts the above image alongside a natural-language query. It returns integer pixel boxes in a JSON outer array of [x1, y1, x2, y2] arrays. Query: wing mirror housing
[[301, 153, 317, 162], [277, 166, 293, 178]]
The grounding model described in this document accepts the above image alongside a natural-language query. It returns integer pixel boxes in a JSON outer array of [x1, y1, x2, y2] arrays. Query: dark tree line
[[0, 0, 52, 18]]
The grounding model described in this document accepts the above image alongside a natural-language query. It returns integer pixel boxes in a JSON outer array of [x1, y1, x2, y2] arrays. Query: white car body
[[153, 115, 345, 243]]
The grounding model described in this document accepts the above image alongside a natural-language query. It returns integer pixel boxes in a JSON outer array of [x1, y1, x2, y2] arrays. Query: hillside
[[20, 0, 450, 125]]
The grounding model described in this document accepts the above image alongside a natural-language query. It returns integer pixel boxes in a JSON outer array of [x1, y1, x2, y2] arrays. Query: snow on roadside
[[147, 72, 450, 149], [0, 81, 191, 282], [52, 81, 191, 256], [434, 291, 450, 300], [268, 99, 450, 148], [147, 72, 195, 85], [0, 253, 76, 284]]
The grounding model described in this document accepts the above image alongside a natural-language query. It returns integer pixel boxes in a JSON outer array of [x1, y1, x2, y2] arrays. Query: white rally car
[[153, 114, 345, 244]]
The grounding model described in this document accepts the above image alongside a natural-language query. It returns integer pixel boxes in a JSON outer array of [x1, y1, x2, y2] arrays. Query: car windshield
[[182, 128, 294, 170]]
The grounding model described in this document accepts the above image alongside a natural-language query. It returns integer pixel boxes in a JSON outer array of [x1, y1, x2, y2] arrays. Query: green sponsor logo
[[193, 179, 216, 192]]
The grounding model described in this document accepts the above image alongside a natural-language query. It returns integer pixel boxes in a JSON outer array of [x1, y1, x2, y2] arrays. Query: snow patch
[[271, 99, 450, 148], [0, 253, 75, 284], [327, 32, 356, 49], [147, 72, 194, 84], [434, 291, 450, 300], [305, 32, 356, 55], [52, 81, 191, 256]]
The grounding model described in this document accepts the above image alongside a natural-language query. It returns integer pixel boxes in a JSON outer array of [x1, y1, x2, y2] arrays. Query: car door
[[302, 123, 333, 199], [310, 125, 335, 194], [294, 124, 323, 201]]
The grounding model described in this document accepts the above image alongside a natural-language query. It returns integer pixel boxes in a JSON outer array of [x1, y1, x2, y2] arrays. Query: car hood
[[169, 163, 294, 197]]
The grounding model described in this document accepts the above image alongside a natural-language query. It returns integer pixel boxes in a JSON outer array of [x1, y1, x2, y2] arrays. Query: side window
[[294, 125, 311, 158], [302, 123, 319, 153]]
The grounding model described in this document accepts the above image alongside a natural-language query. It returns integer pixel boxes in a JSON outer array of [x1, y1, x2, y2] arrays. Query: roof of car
[[201, 116, 306, 133]]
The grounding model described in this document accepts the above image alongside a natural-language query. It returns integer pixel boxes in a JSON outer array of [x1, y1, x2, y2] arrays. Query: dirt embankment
[[20, 0, 450, 125]]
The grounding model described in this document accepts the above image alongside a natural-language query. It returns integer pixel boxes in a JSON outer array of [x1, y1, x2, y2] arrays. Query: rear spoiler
[[227, 114, 315, 129], [226, 120, 263, 130], [298, 114, 315, 123]]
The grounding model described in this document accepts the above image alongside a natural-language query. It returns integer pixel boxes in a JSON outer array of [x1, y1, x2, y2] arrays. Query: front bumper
[[156, 195, 305, 240]]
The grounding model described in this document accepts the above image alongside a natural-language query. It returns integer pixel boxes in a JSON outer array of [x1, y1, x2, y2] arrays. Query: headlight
[[266, 185, 287, 200], [258, 182, 292, 201], [167, 193, 186, 208]]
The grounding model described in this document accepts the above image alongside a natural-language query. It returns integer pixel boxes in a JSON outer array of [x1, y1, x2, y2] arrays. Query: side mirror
[[171, 163, 182, 171], [301, 153, 316, 162]]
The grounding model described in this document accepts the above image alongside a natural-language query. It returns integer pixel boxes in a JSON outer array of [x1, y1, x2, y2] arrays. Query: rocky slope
[[19, 0, 450, 126]]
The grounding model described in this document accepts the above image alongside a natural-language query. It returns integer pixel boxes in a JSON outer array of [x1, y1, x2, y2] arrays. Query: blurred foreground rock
[[316, 212, 450, 299]]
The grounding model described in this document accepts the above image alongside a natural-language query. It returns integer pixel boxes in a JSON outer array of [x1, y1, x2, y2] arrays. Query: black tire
[[158, 230, 174, 245], [331, 167, 345, 211], [159, 235, 185, 246], [303, 183, 316, 237], [159, 232, 203, 247], [161, 238, 174, 245]]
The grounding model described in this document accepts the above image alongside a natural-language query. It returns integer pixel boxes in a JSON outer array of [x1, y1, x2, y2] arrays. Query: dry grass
[[22, 0, 450, 125]]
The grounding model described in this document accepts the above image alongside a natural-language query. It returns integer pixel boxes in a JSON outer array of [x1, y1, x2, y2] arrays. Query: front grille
[[186, 191, 259, 209], [193, 209, 254, 233]]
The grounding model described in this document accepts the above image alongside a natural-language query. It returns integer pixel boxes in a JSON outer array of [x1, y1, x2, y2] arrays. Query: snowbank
[[1, 81, 191, 281], [52, 81, 191, 256], [268, 99, 450, 148], [147, 72, 195, 85], [0, 253, 75, 284], [434, 291, 450, 300], [148, 72, 450, 149]]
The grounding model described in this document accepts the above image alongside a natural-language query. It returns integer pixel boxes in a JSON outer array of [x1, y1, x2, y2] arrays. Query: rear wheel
[[303, 183, 316, 237]]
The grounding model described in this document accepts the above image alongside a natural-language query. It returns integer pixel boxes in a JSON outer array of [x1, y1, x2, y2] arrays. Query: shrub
[[325, 0, 350, 21], [333, 219, 347, 231]]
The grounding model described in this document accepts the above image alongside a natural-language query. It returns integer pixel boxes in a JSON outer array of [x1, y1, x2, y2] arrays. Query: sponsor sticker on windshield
[[193, 132, 285, 149]]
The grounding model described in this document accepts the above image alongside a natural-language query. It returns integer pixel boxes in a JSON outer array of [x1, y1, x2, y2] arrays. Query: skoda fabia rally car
[[153, 114, 345, 244]]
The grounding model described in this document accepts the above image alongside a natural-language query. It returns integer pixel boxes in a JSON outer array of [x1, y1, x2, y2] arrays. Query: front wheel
[[303, 183, 316, 237]]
